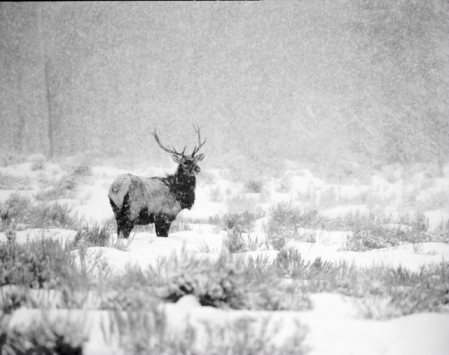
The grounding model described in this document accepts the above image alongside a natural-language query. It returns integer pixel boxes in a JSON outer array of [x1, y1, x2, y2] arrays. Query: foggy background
[[1, 1, 448, 173]]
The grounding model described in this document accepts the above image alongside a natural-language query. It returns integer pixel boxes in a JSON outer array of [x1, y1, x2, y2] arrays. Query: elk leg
[[155, 221, 171, 237], [118, 221, 134, 239]]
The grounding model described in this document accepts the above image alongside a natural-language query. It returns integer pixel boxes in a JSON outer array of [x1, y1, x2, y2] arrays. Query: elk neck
[[163, 165, 196, 210]]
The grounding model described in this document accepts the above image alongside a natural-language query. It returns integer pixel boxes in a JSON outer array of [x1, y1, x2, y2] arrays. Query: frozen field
[[1, 155, 448, 355]]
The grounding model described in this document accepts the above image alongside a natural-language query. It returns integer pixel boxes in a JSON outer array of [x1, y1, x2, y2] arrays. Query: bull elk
[[108, 125, 206, 238]]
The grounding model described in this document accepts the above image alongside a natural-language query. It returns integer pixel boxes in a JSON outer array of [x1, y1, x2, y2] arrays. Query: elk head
[[150, 124, 206, 176]]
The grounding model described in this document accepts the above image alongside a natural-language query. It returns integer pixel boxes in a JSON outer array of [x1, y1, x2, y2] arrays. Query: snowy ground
[[1, 155, 448, 354]]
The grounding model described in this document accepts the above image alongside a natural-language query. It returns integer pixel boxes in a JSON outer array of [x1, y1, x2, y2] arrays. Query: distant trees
[[347, 0, 449, 171], [0, 1, 447, 172]]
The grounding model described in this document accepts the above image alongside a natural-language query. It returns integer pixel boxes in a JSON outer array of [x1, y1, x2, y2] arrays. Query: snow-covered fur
[[109, 154, 203, 238]]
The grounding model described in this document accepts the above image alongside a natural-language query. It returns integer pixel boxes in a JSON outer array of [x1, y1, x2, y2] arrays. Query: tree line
[[1, 1, 447, 172]]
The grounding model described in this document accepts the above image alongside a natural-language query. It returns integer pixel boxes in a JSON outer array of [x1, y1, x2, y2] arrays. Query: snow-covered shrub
[[162, 252, 310, 311], [342, 212, 434, 251], [1, 317, 87, 355], [164, 256, 245, 308], [0, 238, 75, 289], [0, 153, 25, 167], [31, 203, 80, 230], [245, 179, 263, 193], [278, 173, 293, 193], [418, 189, 449, 210], [114, 297, 310, 355], [101, 288, 161, 311], [234, 253, 312, 311], [35, 173, 78, 201], [72, 163, 91, 177], [275, 249, 334, 280], [0, 172, 32, 190], [1, 196, 80, 231], [224, 228, 246, 253], [5, 229, 17, 244], [265, 203, 302, 250], [1, 288, 36, 315], [355, 262, 449, 319], [73, 224, 112, 248], [342, 228, 401, 251], [221, 211, 264, 253], [31, 157, 46, 171], [0, 193, 32, 231], [434, 219, 449, 243], [199, 316, 310, 355], [317, 187, 339, 208], [222, 211, 262, 232]]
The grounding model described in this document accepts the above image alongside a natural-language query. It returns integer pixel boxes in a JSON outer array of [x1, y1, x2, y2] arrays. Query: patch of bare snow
[[321, 204, 370, 218], [425, 210, 449, 229]]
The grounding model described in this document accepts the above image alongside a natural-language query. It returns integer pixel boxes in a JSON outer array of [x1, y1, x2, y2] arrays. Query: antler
[[191, 124, 206, 156], [151, 129, 185, 156]]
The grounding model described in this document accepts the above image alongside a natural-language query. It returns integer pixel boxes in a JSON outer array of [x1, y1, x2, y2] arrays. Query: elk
[[108, 125, 206, 238]]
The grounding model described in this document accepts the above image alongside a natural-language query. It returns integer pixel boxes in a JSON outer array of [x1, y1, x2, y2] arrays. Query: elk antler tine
[[151, 128, 181, 156], [191, 124, 206, 156]]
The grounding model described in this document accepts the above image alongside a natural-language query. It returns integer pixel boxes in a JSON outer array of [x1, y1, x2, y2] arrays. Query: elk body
[[108, 126, 205, 238]]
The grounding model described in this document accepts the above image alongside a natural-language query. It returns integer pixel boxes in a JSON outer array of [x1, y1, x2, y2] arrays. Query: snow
[[1, 159, 448, 355], [7, 294, 449, 355]]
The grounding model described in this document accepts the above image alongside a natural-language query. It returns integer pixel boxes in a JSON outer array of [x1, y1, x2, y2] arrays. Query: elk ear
[[195, 153, 205, 162], [172, 155, 181, 163]]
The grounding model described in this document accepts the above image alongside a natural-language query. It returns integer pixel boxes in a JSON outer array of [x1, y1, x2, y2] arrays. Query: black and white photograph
[[1, 1, 448, 354]]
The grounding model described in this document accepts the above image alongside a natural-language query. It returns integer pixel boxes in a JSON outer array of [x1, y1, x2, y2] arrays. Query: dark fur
[[159, 173, 196, 210]]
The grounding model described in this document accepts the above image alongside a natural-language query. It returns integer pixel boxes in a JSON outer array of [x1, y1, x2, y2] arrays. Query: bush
[[1, 196, 80, 231], [243, 256, 312, 311], [0, 172, 32, 190], [100, 287, 161, 311], [72, 163, 91, 177], [273, 249, 449, 319], [342, 213, 432, 251], [35, 174, 78, 201], [355, 262, 449, 319], [0, 237, 75, 289], [1, 288, 36, 315], [31, 157, 46, 171], [73, 224, 112, 248], [274, 248, 335, 281], [1, 317, 87, 355], [0, 153, 25, 167], [223, 229, 246, 253], [265, 203, 302, 250], [115, 306, 309, 355], [164, 255, 246, 309], [222, 211, 265, 253], [434, 219, 449, 243], [317, 187, 338, 208], [245, 179, 263, 193], [31, 203, 81, 230], [222, 211, 263, 233], [162, 252, 310, 311], [343, 228, 401, 251], [0, 193, 33, 230]]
